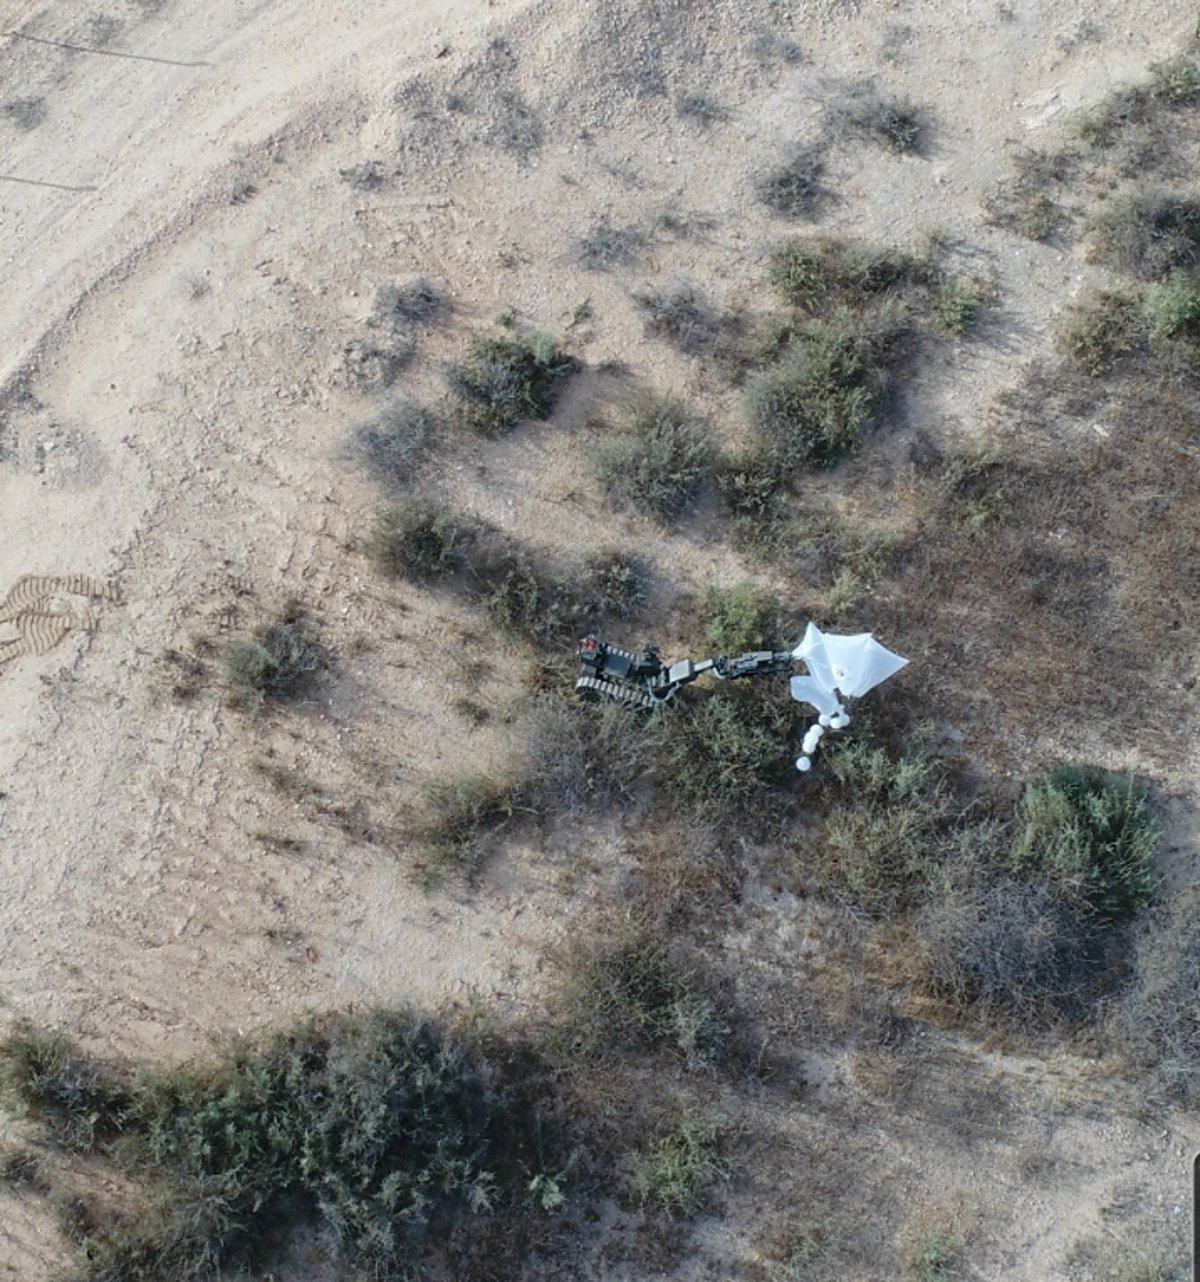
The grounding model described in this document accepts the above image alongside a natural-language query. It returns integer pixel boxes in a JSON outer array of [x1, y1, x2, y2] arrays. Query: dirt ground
[[2, 0, 1199, 1278]]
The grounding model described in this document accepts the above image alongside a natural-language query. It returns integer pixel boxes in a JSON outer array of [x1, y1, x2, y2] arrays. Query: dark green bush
[[368, 495, 474, 580], [1, 1012, 566, 1281], [222, 612, 326, 708], [446, 332, 578, 436], [0, 1022, 126, 1152], [1010, 766, 1157, 922], [593, 395, 712, 520]]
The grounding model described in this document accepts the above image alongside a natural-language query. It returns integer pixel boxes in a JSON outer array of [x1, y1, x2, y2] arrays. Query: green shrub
[[223, 612, 326, 708], [414, 773, 517, 886], [1148, 54, 1200, 105], [593, 395, 712, 520], [2, 1012, 567, 1281], [555, 932, 726, 1066], [1011, 766, 1157, 922], [704, 581, 782, 653], [469, 543, 643, 646], [585, 549, 648, 619], [904, 1229, 961, 1281], [1141, 271, 1200, 337], [746, 318, 874, 469], [0, 1022, 126, 1152], [355, 399, 433, 489], [631, 1111, 731, 1216], [656, 687, 792, 824], [767, 238, 927, 310], [931, 277, 983, 335], [446, 331, 578, 436], [368, 495, 473, 580], [715, 449, 788, 544], [471, 549, 597, 644], [815, 738, 951, 915]]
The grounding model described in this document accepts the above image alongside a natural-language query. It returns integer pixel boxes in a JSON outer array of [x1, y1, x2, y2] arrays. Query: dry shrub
[[825, 81, 928, 155], [551, 928, 728, 1069], [1087, 189, 1200, 279], [632, 279, 732, 357], [521, 693, 660, 816], [916, 872, 1098, 1025], [1117, 886, 1200, 1105], [874, 354, 1200, 765], [755, 148, 828, 220]]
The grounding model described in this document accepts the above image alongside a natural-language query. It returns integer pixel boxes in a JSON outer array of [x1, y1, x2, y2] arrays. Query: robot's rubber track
[[575, 675, 655, 709]]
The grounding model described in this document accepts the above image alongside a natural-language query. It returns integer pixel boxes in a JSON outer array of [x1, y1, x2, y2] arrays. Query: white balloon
[[795, 755, 812, 772]]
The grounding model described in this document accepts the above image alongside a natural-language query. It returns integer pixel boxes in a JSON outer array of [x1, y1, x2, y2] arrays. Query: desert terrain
[[2, 0, 1200, 1279]]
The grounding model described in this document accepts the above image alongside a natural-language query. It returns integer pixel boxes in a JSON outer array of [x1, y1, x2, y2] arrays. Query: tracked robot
[[576, 623, 907, 771]]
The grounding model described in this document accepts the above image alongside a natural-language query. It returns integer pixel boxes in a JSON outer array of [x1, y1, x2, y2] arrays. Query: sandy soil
[[2, 0, 1199, 1277]]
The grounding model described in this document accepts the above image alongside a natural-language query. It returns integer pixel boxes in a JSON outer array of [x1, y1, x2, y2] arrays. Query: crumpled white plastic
[[788, 624, 908, 769]]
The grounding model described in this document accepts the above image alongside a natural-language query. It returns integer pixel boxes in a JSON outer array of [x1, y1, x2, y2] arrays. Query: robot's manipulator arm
[[712, 650, 797, 681]]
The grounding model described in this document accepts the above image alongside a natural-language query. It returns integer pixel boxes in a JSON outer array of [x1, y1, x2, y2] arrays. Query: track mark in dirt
[[0, 574, 121, 666]]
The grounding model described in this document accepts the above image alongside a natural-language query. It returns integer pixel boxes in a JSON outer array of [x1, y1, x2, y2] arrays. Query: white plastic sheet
[[789, 625, 906, 769], [791, 623, 908, 700]]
